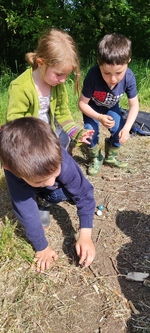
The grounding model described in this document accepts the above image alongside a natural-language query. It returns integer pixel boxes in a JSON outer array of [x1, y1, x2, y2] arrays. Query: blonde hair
[[25, 28, 80, 93]]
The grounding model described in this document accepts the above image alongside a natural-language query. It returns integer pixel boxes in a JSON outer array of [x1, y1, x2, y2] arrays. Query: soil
[[0, 127, 150, 333], [68, 127, 150, 333]]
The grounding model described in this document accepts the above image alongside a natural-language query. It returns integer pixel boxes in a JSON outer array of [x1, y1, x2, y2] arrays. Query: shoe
[[36, 195, 51, 209], [66, 197, 75, 205]]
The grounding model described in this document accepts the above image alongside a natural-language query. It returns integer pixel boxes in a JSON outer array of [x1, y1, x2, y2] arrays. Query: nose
[[110, 75, 116, 82], [44, 179, 55, 186]]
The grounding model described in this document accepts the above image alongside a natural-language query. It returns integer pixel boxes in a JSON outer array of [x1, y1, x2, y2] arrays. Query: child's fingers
[[79, 250, 87, 265], [31, 252, 58, 272], [84, 252, 95, 267]]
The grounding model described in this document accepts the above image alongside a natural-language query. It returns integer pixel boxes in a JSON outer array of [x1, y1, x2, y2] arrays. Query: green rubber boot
[[104, 138, 128, 168], [88, 144, 104, 176]]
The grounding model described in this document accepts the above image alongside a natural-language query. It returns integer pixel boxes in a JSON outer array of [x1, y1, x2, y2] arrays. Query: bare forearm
[[79, 100, 99, 120]]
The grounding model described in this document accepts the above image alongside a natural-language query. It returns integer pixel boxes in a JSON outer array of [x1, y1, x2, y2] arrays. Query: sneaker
[[36, 195, 51, 209]]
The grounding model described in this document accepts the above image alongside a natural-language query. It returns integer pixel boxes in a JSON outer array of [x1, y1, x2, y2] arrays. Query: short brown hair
[[0, 117, 62, 179], [97, 33, 132, 65]]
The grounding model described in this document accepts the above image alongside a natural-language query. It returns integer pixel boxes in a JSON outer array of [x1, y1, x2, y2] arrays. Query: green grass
[[0, 216, 34, 265]]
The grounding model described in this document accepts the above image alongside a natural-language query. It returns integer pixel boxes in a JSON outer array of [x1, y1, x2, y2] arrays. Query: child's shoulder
[[84, 64, 100, 80], [126, 67, 135, 77], [10, 68, 32, 87], [87, 64, 99, 74]]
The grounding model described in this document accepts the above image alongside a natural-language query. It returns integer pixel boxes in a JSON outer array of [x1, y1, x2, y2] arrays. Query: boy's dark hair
[[0, 117, 62, 180], [97, 33, 132, 65]]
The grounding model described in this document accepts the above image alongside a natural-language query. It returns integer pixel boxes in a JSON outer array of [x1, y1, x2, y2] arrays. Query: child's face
[[22, 166, 61, 188], [99, 63, 128, 87], [40, 63, 73, 86]]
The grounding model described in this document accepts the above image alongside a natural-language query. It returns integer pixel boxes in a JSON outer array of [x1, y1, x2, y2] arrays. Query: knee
[[84, 123, 94, 130]]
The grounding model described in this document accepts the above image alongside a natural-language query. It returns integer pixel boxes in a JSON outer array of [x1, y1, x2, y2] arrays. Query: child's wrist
[[79, 228, 92, 238], [97, 114, 102, 122]]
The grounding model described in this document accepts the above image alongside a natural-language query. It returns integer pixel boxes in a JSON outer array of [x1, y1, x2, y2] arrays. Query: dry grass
[[1, 128, 150, 333]]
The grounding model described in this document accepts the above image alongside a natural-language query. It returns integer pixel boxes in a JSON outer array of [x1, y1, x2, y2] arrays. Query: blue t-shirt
[[82, 65, 137, 112]]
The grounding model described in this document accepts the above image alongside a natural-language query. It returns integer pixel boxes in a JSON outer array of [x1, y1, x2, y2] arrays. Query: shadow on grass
[[50, 204, 79, 266], [0, 169, 80, 266], [0, 176, 79, 267], [116, 210, 150, 333], [0, 174, 15, 221]]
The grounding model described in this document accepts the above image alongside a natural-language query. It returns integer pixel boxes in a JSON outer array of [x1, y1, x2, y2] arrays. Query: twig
[[96, 228, 102, 242], [109, 257, 120, 275], [128, 300, 140, 314]]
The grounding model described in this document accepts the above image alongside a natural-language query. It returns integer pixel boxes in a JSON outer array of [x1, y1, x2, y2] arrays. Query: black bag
[[121, 108, 150, 136]]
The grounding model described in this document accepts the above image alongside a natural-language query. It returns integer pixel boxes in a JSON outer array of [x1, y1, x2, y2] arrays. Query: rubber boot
[[87, 144, 104, 176], [39, 209, 51, 229], [104, 138, 128, 168], [36, 195, 51, 229]]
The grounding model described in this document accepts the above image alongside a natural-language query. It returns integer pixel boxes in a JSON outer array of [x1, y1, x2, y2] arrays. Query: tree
[[0, 0, 150, 72]]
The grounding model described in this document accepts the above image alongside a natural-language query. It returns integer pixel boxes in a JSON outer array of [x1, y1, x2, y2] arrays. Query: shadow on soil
[[116, 210, 150, 333], [50, 204, 79, 265]]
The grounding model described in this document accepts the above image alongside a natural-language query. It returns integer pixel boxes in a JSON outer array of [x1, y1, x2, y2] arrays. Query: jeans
[[83, 104, 124, 148], [36, 186, 71, 206], [56, 126, 70, 150]]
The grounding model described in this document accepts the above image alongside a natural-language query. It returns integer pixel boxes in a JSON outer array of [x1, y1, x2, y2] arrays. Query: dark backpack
[[121, 108, 150, 136]]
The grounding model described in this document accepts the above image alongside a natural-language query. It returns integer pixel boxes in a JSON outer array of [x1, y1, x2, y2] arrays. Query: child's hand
[[99, 114, 115, 129], [79, 129, 95, 144], [118, 127, 130, 144], [31, 246, 58, 273], [75, 229, 96, 267]]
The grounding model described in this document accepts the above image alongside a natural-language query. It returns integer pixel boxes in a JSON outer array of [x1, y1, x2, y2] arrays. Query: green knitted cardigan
[[7, 67, 83, 143]]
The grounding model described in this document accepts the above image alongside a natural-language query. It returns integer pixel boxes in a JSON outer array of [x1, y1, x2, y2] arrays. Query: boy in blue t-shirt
[[79, 33, 139, 176]]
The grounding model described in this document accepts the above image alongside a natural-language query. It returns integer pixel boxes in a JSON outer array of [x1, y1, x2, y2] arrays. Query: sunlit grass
[[0, 216, 34, 265]]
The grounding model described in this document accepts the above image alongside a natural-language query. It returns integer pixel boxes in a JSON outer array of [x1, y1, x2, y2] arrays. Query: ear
[[37, 58, 44, 67]]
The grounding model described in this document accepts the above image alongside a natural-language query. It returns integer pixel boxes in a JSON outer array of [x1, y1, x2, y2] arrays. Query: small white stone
[[96, 210, 102, 216]]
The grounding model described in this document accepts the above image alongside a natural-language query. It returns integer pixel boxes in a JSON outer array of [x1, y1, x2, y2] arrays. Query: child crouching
[[0, 117, 96, 272]]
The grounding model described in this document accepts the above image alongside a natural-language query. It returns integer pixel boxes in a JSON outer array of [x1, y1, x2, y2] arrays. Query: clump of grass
[[65, 76, 82, 123], [0, 216, 33, 265]]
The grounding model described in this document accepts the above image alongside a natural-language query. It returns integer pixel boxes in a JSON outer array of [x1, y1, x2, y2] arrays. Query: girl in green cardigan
[[7, 28, 93, 149]]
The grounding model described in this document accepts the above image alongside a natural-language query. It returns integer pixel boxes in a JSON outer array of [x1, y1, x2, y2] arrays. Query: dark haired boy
[[0, 117, 96, 272], [79, 33, 139, 176]]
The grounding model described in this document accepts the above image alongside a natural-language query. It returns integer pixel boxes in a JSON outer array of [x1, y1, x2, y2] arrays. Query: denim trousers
[[83, 104, 124, 148], [36, 186, 71, 205], [56, 126, 70, 150]]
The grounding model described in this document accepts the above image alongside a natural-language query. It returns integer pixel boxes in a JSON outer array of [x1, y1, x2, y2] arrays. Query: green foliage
[[0, 0, 150, 72], [65, 77, 79, 121], [0, 67, 16, 125]]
